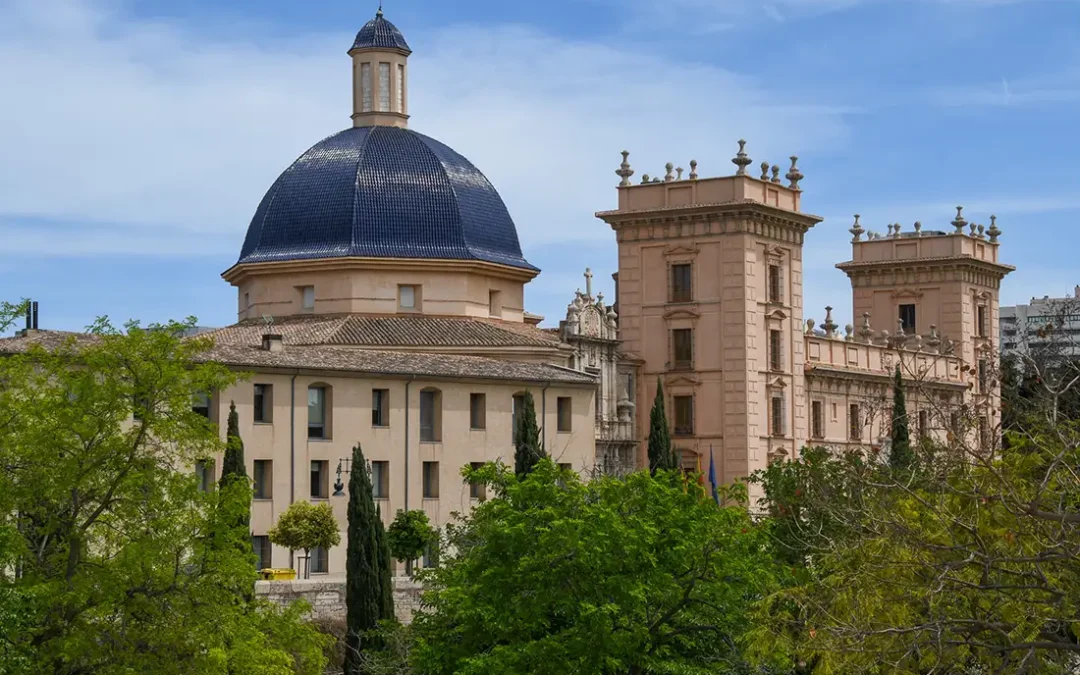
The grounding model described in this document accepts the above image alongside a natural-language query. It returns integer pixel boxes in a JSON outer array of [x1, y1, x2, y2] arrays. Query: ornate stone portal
[[561, 269, 638, 475]]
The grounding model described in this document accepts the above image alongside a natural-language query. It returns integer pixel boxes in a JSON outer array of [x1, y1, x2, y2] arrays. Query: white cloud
[[0, 0, 854, 265]]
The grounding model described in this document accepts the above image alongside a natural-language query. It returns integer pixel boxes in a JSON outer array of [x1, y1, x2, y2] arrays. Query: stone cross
[[584, 268, 593, 299]]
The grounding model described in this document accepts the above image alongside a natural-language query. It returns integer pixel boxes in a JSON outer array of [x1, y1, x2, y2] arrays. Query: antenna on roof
[[261, 315, 275, 329]]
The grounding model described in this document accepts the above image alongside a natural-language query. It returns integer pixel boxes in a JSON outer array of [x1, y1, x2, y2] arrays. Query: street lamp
[[332, 457, 352, 497]]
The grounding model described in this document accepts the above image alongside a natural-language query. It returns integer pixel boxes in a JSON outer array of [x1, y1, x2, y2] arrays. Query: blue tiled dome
[[350, 11, 411, 54], [238, 126, 536, 271]]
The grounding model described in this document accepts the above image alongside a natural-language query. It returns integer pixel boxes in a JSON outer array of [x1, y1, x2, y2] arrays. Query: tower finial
[[377, 1, 383, 18]]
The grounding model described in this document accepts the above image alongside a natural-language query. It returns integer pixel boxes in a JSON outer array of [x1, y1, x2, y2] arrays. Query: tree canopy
[[647, 378, 677, 473], [513, 390, 545, 479], [410, 461, 783, 675], [387, 509, 436, 577], [0, 313, 329, 675], [268, 501, 341, 579]]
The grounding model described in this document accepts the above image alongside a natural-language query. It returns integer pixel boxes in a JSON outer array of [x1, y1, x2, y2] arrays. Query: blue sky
[[2, 0, 1079, 333]]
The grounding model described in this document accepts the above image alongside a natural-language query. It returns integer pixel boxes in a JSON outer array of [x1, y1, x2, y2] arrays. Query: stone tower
[[836, 214, 1014, 439], [349, 8, 412, 129], [596, 148, 819, 484]]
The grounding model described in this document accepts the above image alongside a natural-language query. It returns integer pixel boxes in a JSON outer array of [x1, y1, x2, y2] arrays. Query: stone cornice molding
[[837, 258, 1013, 290], [663, 245, 700, 259], [805, 365, 968, 393], [663, 306, 701, 321], [222, 255, 539, 285], [664, 373, 701, 387], [597, 202, 821, 246]]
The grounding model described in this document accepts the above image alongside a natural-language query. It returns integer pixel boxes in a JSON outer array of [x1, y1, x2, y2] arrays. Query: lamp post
[[332, 456, 373, 497]]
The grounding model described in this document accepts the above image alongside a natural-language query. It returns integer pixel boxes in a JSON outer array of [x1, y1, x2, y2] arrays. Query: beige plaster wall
[[235, 265, 527, 323], [203, 371, 595, 579]]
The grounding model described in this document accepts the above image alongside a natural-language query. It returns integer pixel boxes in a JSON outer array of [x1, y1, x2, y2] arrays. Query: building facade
[[598, 153, 1013, 487], [1001, 288, 1080, 360], [1, 10, 1016, 578]]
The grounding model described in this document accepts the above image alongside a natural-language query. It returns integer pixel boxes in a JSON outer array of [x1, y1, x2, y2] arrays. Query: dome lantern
[[349, 7, 412, 129]]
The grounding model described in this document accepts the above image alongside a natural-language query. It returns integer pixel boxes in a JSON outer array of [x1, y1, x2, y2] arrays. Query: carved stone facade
[[560, 269, 637, 475], [596, 143, 1013, 494]]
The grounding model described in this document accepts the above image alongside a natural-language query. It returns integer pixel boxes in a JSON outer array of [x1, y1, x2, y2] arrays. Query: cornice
[[222, 256, 540, 285]]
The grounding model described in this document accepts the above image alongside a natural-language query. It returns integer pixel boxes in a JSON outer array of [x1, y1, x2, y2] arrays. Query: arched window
[[512, 391, 526, 444], [308, 384, 333, 439], [419, 387, 442, 442], [360, 63, 372, 112]]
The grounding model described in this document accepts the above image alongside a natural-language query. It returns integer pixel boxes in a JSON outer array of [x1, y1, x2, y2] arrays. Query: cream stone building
[[1, 9, 1015, 579]]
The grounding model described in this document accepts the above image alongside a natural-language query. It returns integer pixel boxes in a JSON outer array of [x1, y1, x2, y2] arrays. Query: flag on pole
[[708, 445, 720, 504]]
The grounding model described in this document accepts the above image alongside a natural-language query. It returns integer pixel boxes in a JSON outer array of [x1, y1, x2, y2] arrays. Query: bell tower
[[349, 7, 411, 129]]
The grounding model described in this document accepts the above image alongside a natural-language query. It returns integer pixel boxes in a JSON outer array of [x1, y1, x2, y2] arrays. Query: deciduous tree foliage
[[411, 462, 783, 675], [752, 424, 1080, 674], [268, 501, 341, 579], [0, 313, 328, 675], [387, 509, 436, 577]]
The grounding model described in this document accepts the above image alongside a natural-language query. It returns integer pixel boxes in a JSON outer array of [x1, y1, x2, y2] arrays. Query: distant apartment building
[[1000, 287, 1080, 359]]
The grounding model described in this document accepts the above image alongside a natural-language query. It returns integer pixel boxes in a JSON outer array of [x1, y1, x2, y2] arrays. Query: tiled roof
[[237, 126, 536, 272], [204, 314, 564, 350], [205, 344, 595, 384], [350, 12, 411, 54], [0, 329, 594, 386]]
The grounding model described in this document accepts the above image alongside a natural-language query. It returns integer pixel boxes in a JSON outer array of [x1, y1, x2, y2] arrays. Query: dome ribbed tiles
[[350, 14, 411, 53], [238, 126, 536, 271]]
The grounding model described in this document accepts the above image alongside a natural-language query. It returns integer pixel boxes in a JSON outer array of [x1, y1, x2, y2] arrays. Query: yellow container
[[261, 568, 297, 581]]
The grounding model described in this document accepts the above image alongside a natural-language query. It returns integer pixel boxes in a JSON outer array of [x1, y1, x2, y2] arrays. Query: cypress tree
[[889, 365, 915, 470], [344, 444, 391, 674], [647, 378, 675, 473], [513, 390, 545, 479], [375, 506, 395, 622], [219, 401, 247, 486]]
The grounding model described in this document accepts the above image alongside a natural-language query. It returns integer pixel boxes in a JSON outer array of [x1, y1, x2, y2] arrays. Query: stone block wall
[[255, 577, 424, 624]]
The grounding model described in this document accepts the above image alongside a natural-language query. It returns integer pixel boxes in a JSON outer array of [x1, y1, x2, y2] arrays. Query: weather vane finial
[[376, 1, 383, 17]]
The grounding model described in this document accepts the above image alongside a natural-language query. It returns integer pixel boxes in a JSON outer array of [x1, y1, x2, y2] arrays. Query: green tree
[[753, 426, 1080, 673], [219, 400, 248, 487], [513, 390, 545, 479], [268, 500, 341, 580], [647, 377, 677, 472], [411, 461, 783, 675], [0, 314, 329, 675], [387, 510, 436, 577], [344, 445, 395, 675], [888, 365, 914, 471]]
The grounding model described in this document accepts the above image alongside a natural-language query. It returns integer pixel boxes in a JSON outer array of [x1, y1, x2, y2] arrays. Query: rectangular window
[[252, 535, 272, 571], [469, 461, 486, 500], [195, 459, 215, 492], [488, 290, 501, 317], [399, 285, 417, 310], [849, 404, 861, 440], [470, 393, 486, 430], [310, 460, 329, 500], [768, 264, 783, 303], [977, 305, 987, 338], [771, 396, 785, 437], [899, 304, 917, 334], [308, 387, 326, 439], [192, 392, 211, 419], [670, 263, 692, 303], [371, 460, 389, 499], [770, 329, 783, 371], [301, 286, 315, 311], [378, 62, 391, 112], [978, 359, 988, 393], [672, 329, 693, 370], [950, 411, 962, 441], [310, 545, 328, 574], [420, 390, 438, 442], [372, 388, 390, 427], [253, 460, 273, 499], [396, 63, 405, 112], [979, 416, 989, 449], [811, 400, 824, 439], [557, 397, 572, 432], [243, 292, 251, 317], [422, 461, 439, 499], [254, 384, 271, 423], [673, 395, 694, 436], [361, 63, 372, 112], [918, 409, 929, 438]]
